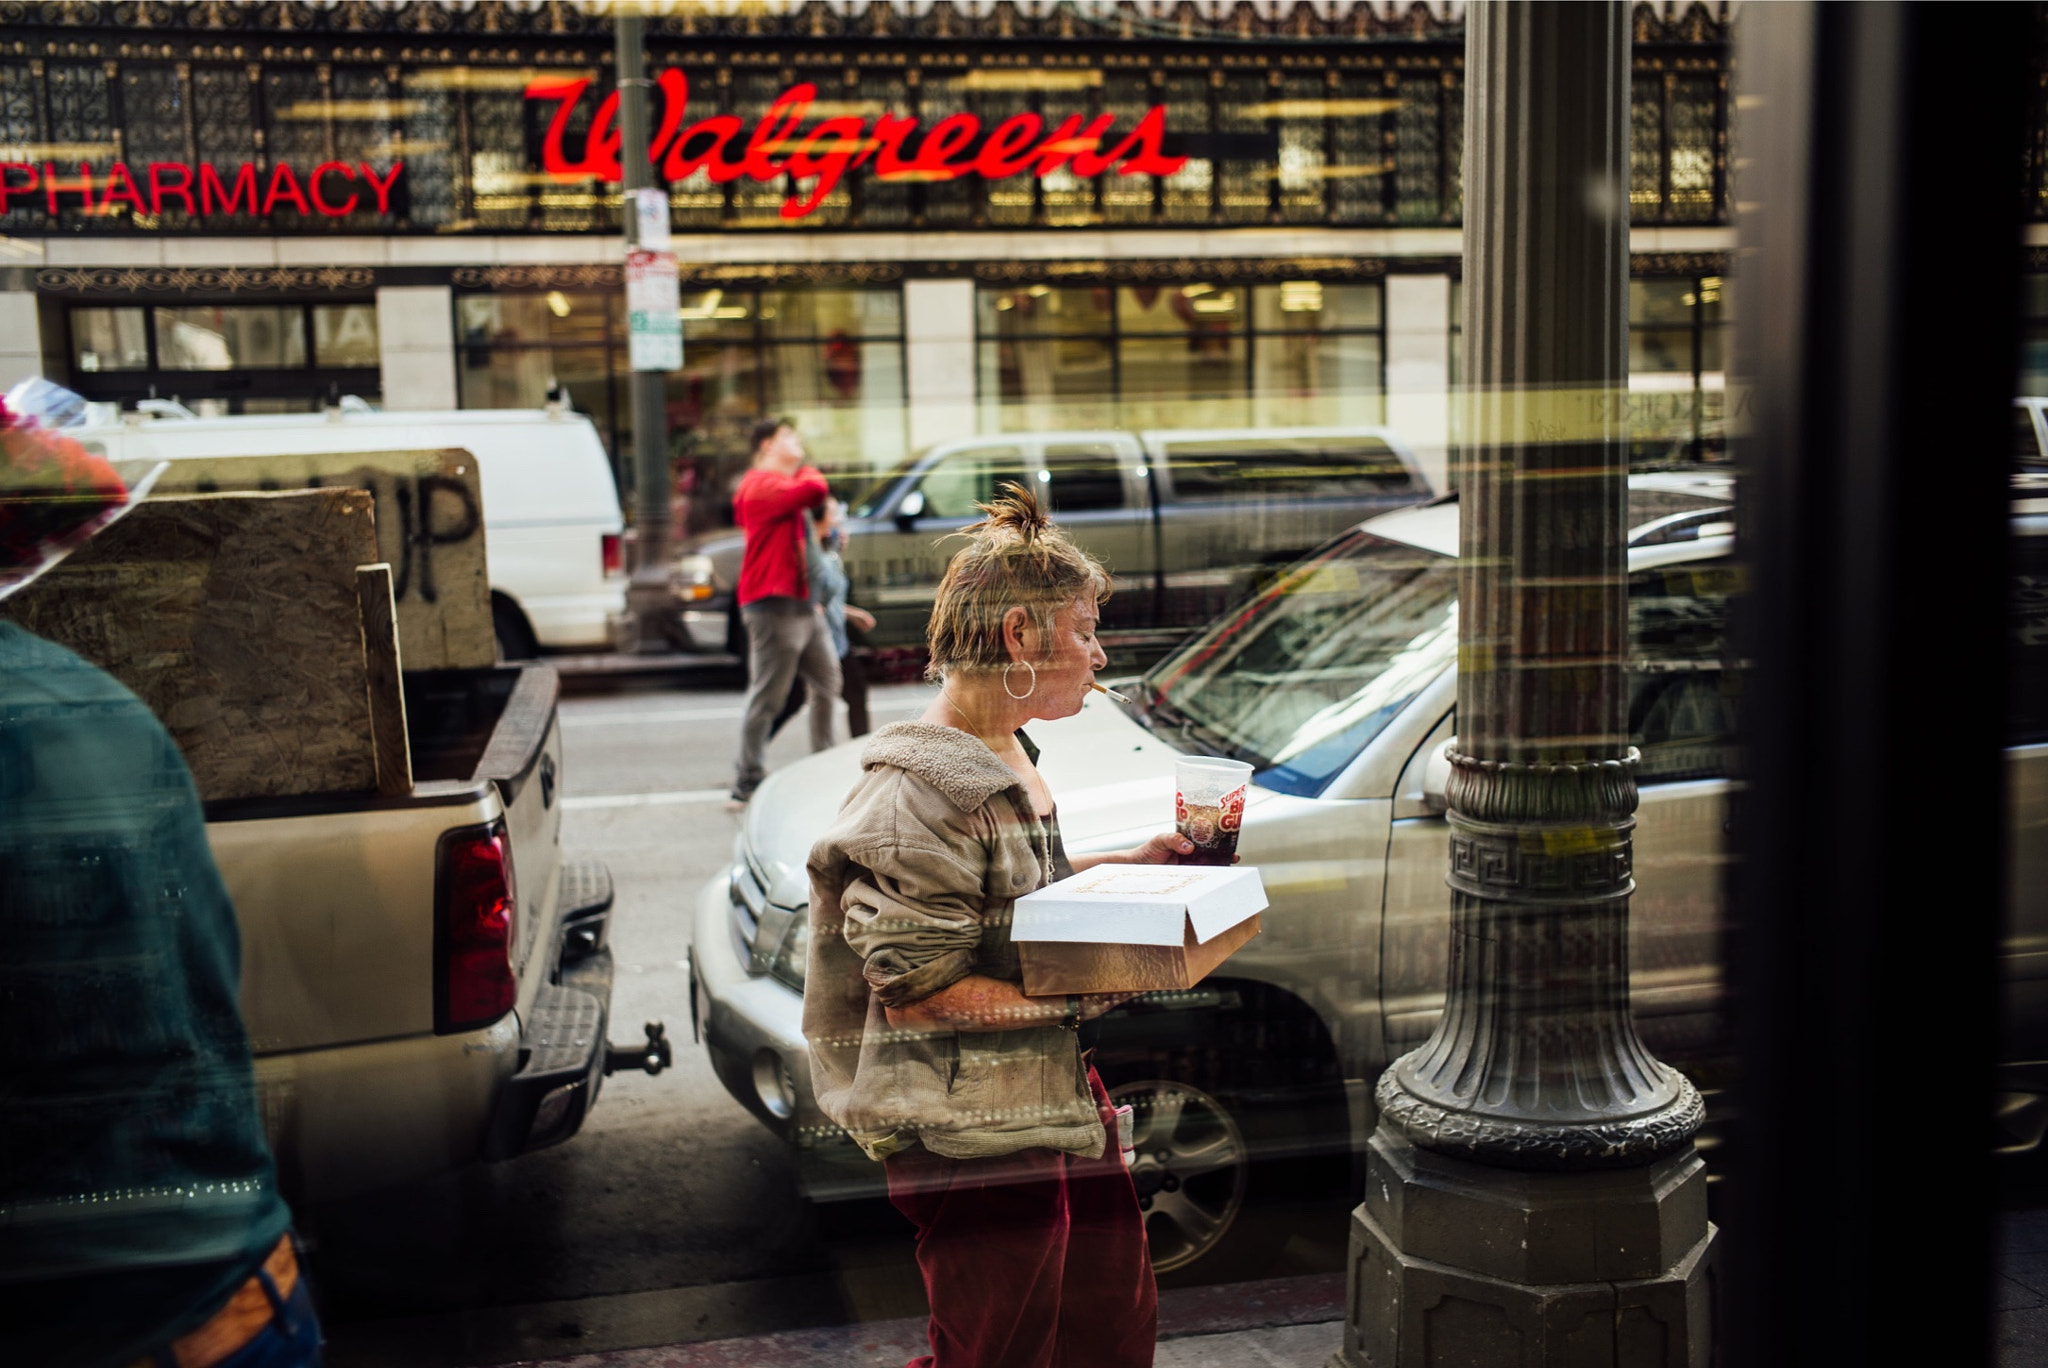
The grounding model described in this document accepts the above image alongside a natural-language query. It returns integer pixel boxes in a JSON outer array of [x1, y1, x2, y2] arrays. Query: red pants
[[884, 1067, 1157, 1368]]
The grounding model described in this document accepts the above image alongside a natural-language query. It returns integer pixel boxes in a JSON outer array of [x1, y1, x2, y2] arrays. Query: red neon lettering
[[975, 112, 1044, 180], [740, 83, 814, 182], [358, 162, 402, 214], [905, 113, 980, 182], [782, 115, 865, 218], [261, 163, 311, 216], [200, 163, 258, 215], [309, 161, 358, 216], [100, 162, 147, 215], [523, 73, 1189, 219], [0, 163, 38, 213], [147, 162, 195, 216], [1072, 106, 1186, 178]]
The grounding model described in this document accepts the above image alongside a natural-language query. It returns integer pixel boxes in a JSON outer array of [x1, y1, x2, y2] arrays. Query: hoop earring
[[1003, 661, 1037, 700]]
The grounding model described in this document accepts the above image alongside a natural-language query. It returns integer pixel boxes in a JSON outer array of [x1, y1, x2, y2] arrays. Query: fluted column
[[1376, 0, 1701, 1173], [1335, 6, 1713, 1363]]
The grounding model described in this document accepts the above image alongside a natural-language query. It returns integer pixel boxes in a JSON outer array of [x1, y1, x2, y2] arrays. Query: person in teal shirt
[[0, 401, 314, 1366]]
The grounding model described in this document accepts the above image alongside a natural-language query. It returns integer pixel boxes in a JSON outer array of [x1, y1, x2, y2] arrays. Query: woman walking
[[805, 485, 1194, 1368]]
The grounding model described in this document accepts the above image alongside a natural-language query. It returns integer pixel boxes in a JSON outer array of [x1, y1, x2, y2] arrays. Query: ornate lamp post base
[[1332, 1127, 1713, 1368]]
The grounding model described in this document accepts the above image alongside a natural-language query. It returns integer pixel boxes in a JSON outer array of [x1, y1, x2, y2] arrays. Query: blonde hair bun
[[924, 480, 1108, 680]]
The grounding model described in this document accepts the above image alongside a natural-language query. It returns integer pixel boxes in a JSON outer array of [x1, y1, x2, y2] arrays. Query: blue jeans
[[152, 1255, 323, 1368]]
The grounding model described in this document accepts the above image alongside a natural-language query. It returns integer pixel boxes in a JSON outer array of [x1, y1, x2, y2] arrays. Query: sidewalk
[[497, 1273, 1345, 1368]]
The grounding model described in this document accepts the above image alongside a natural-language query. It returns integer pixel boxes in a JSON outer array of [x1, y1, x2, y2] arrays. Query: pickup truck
[[671, 425, 1433, 657], [222, 661, 667, 1202]]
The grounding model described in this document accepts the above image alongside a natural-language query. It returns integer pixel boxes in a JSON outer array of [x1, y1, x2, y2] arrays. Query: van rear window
[[1161, 437, 1419, 501]]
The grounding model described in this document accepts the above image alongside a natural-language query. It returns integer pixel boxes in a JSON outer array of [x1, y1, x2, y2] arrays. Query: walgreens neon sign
[[529, 71, 1189, 220]]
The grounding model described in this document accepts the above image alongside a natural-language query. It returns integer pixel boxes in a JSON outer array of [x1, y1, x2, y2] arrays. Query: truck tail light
[[602, 533, 623, 578], [437, 823, 517, 1033]]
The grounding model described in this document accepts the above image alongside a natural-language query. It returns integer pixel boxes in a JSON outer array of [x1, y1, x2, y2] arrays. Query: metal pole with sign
[[614, 9, 677, 642]]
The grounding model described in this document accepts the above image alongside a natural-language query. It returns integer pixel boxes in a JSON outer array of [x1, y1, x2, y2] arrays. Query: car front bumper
[[690, 875, 884, 1200]]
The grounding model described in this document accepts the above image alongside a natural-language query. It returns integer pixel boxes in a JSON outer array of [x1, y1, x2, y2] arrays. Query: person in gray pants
[[730, 418, 842, 805]]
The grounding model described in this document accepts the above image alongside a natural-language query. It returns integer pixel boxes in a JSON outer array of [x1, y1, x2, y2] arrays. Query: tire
[[493, 595, 540, 661], [1090, 983, 1350, 1281]]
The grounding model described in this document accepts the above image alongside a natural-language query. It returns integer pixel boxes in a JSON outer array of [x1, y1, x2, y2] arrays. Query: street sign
[[625, 248, 681, 372], [629, 185, 671, 251]]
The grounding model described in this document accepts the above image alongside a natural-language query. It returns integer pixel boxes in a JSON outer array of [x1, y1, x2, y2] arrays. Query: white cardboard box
[[1011, 865, 1267, 995]]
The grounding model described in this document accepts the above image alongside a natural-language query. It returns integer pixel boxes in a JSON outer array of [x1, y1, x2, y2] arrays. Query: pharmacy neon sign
[[0, 160, 403, 218], [529, 71, 1189, 220]]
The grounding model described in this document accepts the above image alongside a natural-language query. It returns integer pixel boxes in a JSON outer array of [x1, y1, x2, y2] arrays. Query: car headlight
[[672, 553, 718, 603], [769, 911, 810, 993]]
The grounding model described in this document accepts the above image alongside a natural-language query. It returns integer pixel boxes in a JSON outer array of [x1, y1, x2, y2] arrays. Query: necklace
[[942, 688, 1054, 887]]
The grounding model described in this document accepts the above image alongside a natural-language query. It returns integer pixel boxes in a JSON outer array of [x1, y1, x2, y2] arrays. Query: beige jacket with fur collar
[[803, 722, 1104, 1162]]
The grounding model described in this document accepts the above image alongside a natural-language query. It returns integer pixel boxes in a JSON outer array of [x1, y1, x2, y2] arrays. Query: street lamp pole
[[614, 6, 674, 625], [1335, 4, 1713, 1363]]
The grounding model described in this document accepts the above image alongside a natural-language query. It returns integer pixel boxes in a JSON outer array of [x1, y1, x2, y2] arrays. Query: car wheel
[[1107, 1076, 1250, 1274], [493, 594, 539, 661]]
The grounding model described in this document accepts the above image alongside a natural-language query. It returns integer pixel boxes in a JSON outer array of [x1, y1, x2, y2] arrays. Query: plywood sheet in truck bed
[[149, 448, 493, 671], [2, 489, 384, 802]]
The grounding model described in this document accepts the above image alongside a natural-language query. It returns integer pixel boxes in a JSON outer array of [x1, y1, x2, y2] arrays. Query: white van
[[72, 404, 628, 656]]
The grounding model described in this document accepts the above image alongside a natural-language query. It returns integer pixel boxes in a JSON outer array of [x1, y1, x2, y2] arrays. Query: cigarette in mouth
[[1089, 682, 1132, 704]]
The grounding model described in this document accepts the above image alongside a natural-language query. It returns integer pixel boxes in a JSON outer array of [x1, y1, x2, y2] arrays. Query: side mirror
[[1420, 737, 1454, 814], [894, 488, 925, 531]]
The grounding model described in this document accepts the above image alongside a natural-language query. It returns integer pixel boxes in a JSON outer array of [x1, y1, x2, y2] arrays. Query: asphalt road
[[311, 674, 1350, 1367]]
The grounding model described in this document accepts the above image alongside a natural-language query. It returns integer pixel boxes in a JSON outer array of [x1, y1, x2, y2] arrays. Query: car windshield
[[1143, 530, 1460, 797], [848, 447, 936, 517]]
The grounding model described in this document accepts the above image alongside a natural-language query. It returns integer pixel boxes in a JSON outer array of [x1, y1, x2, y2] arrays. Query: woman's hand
[[846, 604, 877, 633], [1071, 831, 1196, 871]]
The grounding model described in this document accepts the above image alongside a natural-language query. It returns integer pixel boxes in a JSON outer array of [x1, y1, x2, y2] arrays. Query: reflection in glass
[[312, 305, 380, 368], [913, 444, 1028, 519], [70, 308, 148, 372], [154, 307, 306, 370], [761, 289, 903, 340]]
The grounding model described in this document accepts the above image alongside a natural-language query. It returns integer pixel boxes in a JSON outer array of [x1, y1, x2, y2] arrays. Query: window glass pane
[[1630, 327, 1693, 374], [979, 287, 1113, 338], [458, 293, 611, 348], [1627, 563, 1740, 781], [1162, 435, 1418, 501], [677, 290, 758, 344], [1252, 282, 1382, 332], [761, 288, 902, 340], [71, 308, 148, 372], [2026, 274, 2048, 319], [2012, 526, 2048, 745], [2018, 406, 2044, 464], [978, 339, 1116, 430], [1119, 285, 1245, 335], [154, 306, 306, 370], [1629, 278, 1695, 325], [1118, 334, 1248, 416], [1254, 333, 1383, 401], [762, 342, 906, 484], [915, 444, 1029, 519], [312, 305, 380, 368], [1043, 441, 1127, 514], [457, 344, 561, 409]]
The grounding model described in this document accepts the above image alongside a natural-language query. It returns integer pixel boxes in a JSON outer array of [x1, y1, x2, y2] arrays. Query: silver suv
[[689, 473, 2048, 1274]]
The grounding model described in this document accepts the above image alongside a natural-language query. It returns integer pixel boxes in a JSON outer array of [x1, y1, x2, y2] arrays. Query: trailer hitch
[[605, 1021, 672, 1076]]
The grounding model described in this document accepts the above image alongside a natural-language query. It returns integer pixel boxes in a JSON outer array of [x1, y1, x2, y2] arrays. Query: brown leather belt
[[129, 1234, 299, 1368]]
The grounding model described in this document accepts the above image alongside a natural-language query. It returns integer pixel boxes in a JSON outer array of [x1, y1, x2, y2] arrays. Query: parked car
[[69, 402, 629, 659], [690, 471, 2048, 1274], [670, 426, 1433, 656]]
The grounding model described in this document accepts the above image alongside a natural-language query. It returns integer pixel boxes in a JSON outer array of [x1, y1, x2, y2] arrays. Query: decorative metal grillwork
[[0, 61, 44, 235], [1395, 73, 1444, 225], [0, 2, 1743, 236]]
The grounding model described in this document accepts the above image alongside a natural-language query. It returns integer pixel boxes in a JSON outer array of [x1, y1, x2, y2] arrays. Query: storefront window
[[979, 280, 1385, 432], [71, 308, 149, 373], [1628, 273, 1731, 465], [312, 305, 381, 369], [2020, 274, 2048, 395], [155, 306, 307, 371]]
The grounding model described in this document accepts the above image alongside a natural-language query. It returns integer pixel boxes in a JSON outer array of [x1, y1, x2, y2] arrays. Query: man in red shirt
[[731, 418, 842, 805]]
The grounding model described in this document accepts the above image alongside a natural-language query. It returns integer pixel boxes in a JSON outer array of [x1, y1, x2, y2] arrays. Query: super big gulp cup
[[1174, 757, 1253, 866]]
